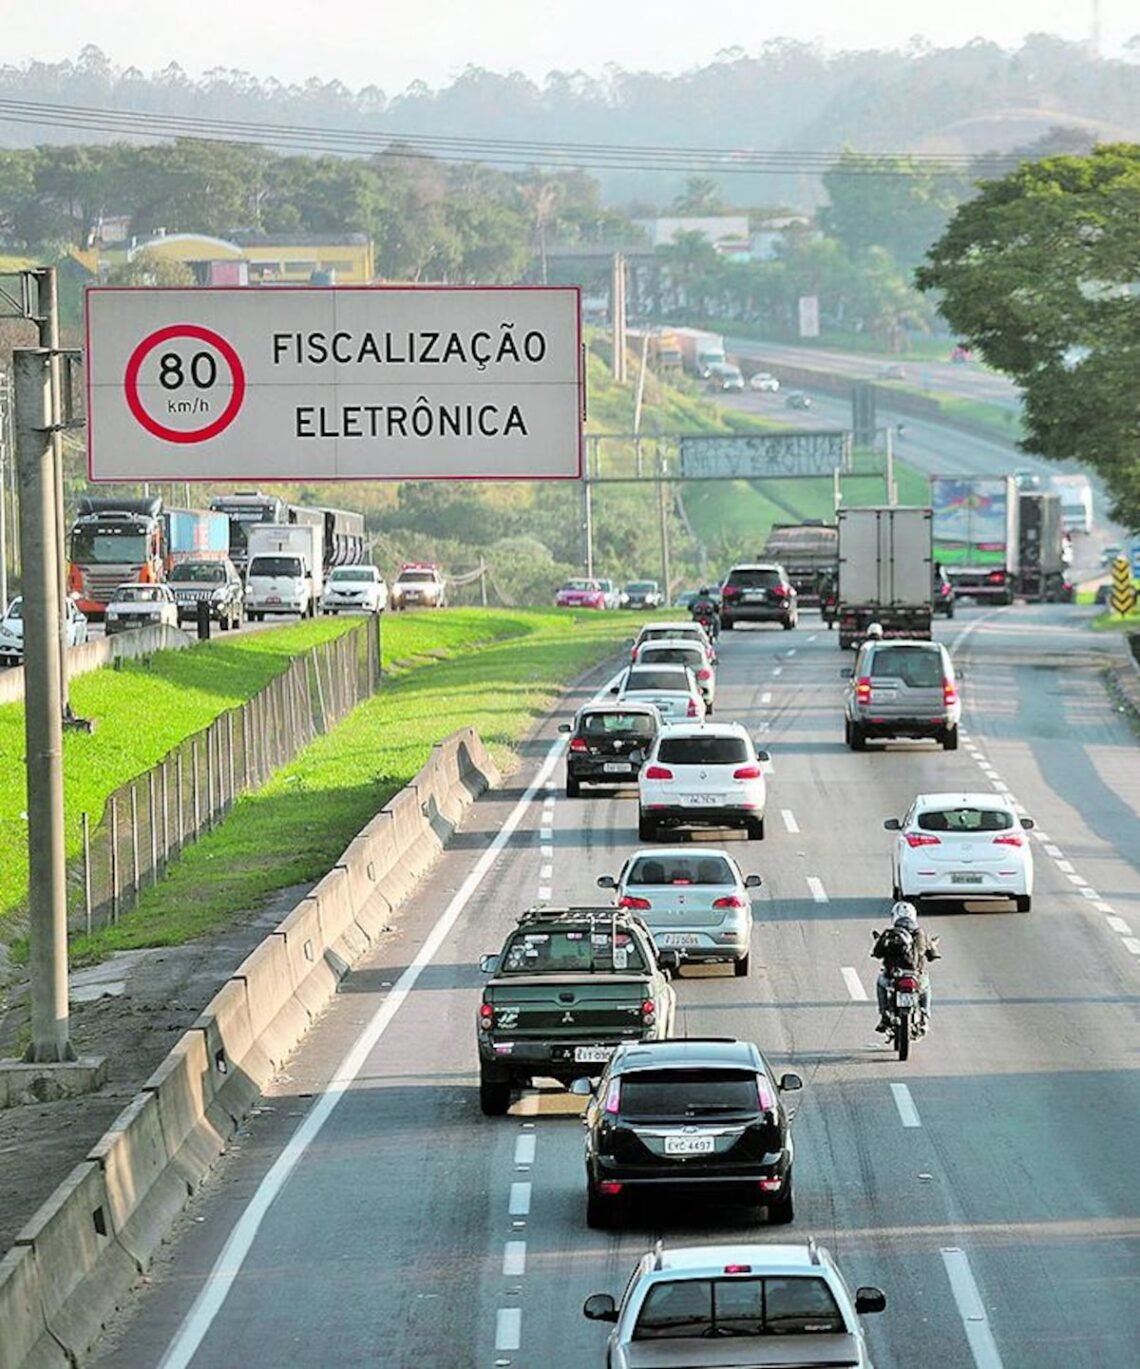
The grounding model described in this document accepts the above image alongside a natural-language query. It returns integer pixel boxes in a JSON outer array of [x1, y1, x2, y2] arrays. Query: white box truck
[[245, 523, 324, 620], [836, 506, 933, 649], [672, 327, 727, 379]]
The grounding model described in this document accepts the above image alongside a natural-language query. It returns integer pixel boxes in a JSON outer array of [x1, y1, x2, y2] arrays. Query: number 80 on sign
[[124, 324, 246, 445]]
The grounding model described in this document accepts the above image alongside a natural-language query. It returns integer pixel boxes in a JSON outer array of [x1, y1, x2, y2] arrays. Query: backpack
[[880, 925, 921, 970]]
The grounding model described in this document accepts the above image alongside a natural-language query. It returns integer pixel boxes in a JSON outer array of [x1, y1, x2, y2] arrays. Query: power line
[[0, 97, 1011, 176]]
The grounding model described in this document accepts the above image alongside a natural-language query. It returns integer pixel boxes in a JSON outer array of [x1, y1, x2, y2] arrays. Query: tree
[[672, 177, 728, 215], [917, 144, 1140, 528]]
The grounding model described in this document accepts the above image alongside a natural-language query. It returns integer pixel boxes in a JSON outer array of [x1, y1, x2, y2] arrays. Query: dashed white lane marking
[[502, 1241, 527, 1277], [1123, 939, 1140, 957], [890, 1083, 922, 1128], [786, 648, 796, 657], [1066, 874, 1088, 887], [978, 762, 995, 773], [1078, 887, 1098, 900], [1106, 916, 1132, 935], [942, 1248, 1005, 1369], [781, 809, 800, 834], [508, 1182, 532, 1216], [806, 876, 828, 903], [1095, 901, 1115, 914], [538, 886, 552, 901], [540, 844, 553, 859], [539, 827, 553, 840], [1043, 844, 1064, 859], [495, 1308, 522, 1351], [808, 634, 818, 642], [1055, 858, 1075, 873], [841, 967, 868, 1001], [761, 691, 772, 704], [773, 666, 783, 676], [514, 1134, 536, 1167], [540, 864, 552, 880]]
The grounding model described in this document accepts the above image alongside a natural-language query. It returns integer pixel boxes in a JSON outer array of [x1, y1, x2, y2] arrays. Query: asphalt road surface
[[91, 603, 1139, 1369]]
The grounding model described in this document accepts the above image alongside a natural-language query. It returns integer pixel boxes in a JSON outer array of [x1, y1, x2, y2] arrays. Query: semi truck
[[672, 327, 727, 379], [760, 522, 838, 604], [626, 328, 684, 374], [931, 476, 1019, 604], [208, 491, 291, 574], [244, 522, 324, 620], [68, 497, 228, 616], [210, 493, 365, 574], [288, 504, 366, 570], [1017, 491, 1069, 601], [835, 506, 933, 649]]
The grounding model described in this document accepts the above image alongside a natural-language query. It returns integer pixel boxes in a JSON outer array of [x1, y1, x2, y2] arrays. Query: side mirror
[[609, 685, 620, 695], [840, 667, 853, 679], [744, 874, 762, 888], [568, 1077, 595, 1097], [558, 723, 571, 733], [582, 1293, 618, 1323], [756, 749, 771, 764], [778, 1073, 803, 1092], [883, 818, 901, 831], [596, 875, 617, 889], [656, 949, 681, 972], [1019, 816, 1035, 830], [854, 1287, 887, 1315], [478, 954, 501, 975]]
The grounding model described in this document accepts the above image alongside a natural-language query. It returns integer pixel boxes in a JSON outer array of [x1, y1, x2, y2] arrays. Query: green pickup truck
[[476, 907, 679, 1115]]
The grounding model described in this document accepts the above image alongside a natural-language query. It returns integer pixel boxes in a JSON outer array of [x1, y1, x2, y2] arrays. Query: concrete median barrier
[[0, 1246, 62, 1369], [193, 978, 269, 1133], [277, 895, 342, 1022], [143, 1029, 226, 1191], [236, 934, 310, 1077]]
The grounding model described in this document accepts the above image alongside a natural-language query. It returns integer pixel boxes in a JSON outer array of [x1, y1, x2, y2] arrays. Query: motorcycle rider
[[689, 586, 720, 639], [865, 621, 885, 641], [871, 902, 940, 1034]]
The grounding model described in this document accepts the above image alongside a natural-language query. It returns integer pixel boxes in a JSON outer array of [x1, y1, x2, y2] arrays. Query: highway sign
[[1110, 555, 1137, 616], [680, 431, 851, 478], [86, 286, 583, 482], [1132, 543, 1140, 580]]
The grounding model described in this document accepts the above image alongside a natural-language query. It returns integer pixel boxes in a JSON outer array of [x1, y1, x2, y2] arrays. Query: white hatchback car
[[638, 721, 770, 843], [631, 621, 717, 664], [615, 663, 706, 723], [885, 792, 1035, 913], [322, 565, 388, 614], [633, 638, 716, 712], [104, 583, 179, 635], [0, 596, 89, 665], [749, 371, 780, 392]]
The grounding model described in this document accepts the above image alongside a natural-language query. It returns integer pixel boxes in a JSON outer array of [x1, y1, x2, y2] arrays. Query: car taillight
[[641, 999, 657, 1026], [724, 1264, 752, 1274], [686, 698, 700, 716], [733, 764, 763, 780], [568, 737, 588, 752], [993, 833, 1023, 847], [770, 584, 789, 598], [479, 1002, 494, 1030], [856, 676, 872, 703], [987, 570, 1006, 585], [603, 1080, 621, 1115], [723, 585, 741, 599], [618, 894, 651, 909], [644, 764, 673, 780], [904, 832, 941, 847], [599, 1180, 623, 1195], [943, 679, 958, 706], [757, 1078, 776, 1111], [896, 975, 919, 992], [713, 894, 746, 909], [697, 667, 711, 680]]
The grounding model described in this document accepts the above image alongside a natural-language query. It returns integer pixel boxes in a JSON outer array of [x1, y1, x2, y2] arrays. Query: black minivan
[[560, 702, 660, 798]]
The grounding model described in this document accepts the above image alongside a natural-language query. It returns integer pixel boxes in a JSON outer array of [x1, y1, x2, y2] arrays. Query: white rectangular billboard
[[85, 286, 583, 481]]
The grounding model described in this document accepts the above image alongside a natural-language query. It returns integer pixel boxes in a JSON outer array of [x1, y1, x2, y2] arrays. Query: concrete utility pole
[[33, 268, 70, 715], [16, 348, 73, 1062], [583, 478, 595, 578], [657, 452, 672, 600], [611, 252, 627, 384], [885, 426, 897, 506], [0, 368, 10, 614]]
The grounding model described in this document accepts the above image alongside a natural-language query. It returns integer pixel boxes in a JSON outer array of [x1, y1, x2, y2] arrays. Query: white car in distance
[[749, 371, 780, 392], [322, 565, 388, 614], [104, 583, 180, 635], [633, 638, 716, 713], [638, 721, 770, 843], [631, 620, 717, 664], [0, 596, 89, 666], [884, 792, 1035, 913], [614, 663, 706, 723]]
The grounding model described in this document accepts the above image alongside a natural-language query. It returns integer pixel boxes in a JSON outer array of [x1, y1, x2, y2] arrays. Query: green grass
[[926, 394, 1024, 443], [1090, 607, 1140, 631], [65, 609, 650, 962], [0, 611, 532, 943]]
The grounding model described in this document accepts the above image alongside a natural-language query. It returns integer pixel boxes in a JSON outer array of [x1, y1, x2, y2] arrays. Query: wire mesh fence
[[71, 618, 381, 935]]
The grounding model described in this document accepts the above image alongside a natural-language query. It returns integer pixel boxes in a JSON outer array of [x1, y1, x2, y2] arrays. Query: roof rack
[[514, 905, 630, 925]]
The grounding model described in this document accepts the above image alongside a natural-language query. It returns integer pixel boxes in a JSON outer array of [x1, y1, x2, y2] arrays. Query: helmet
[[867, 622, 885, 639], [891, 900, 918, 928]]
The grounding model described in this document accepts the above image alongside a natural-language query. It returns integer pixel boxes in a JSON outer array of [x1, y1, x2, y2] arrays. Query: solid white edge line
[[806, 875, 828, 903], [155, 727, 573, 1369], [941, 1247, 1005, 1369], [889, 1082, 922, 1128], [495, 1307, 522, 1351], [781, 809, 800, 834], [502, 1241, 527, 1277], [514, 1133, 537, 1167], [841, 967, 868, 1002]]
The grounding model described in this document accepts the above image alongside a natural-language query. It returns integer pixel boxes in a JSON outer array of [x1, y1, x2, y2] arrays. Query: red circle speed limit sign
[[123, 323, 246, 444]]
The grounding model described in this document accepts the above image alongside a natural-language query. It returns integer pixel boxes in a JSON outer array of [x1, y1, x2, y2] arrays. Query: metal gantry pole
[[16, 348, 73, 1062]]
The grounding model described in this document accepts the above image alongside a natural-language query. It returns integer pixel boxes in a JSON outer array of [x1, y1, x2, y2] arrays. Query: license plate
[[662, 934, 701, 947], [951, 872, 984, 884], [895, 991, 919, 1007], [743, 590, 766, 602], [664, 1135, 715, 1156], [871, 689, 897, 701], [574, 1046, 613, 1064], [682, 794, 718, 806], [266, 595, 281, 604], [603, 762, 632, 773]]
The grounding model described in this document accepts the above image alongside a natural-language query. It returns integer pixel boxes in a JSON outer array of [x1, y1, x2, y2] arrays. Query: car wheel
[[734, 952, 750, 977], [850, 723, 868, 752], [782, 614, 796, 630], [704, 701, 713, 716], [1015, 895, 1032, 913], [767, 1179, 795, 1226], [844, 719, 852, 746], [942, 726, 959, 751], [638, 814, 658, 842], [566, 774, 581, 799], [721, 618, 735, 631], [586, 1183, 615, 1231], [747, 817, 765, 841], [892, 883, 902, 901], [947, 603, 955, 618], [479, 1075, 512, 1116]]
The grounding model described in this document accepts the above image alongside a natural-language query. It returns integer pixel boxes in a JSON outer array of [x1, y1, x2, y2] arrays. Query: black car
[[720, 563, 798, 630], [933, 565, 955, 618], [573, 1037, 803, 1230], [559, 703, 660, 797], [167, 557, 244, 630]]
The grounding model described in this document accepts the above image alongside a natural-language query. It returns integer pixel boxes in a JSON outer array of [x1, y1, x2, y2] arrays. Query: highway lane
[[91, 609, 1139, 1369]]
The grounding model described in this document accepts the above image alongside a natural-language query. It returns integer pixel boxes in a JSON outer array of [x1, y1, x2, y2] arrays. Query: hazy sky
[[4, 1, 1135, 95]]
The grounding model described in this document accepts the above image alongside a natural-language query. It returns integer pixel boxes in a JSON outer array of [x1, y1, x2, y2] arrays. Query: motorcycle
[[691, 607, 720, 641], [884, 966, 927, 1061]]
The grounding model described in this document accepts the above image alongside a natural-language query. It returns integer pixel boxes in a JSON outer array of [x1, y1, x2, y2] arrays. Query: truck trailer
[[759, 522, 838, 604], [1017, 491, 1068, 601], [931, 476, 1019, 604], [672, 327, 727, 379], [836, 506, 933, 649]]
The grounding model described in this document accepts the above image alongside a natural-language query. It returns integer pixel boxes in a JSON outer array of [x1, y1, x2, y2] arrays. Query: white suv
[[638, 721, 769, 843], [584, 1241, 886, 1368]]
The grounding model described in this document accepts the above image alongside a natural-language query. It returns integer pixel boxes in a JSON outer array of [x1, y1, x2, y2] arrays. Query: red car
[[556, 578, 607, 609]]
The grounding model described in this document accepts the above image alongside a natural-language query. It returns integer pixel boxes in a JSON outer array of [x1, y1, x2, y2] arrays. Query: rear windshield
[[399, 570, 436, 583], [918, 807, 1014, 832], [581, 712, 656, 739], [639, 646, 703, 667], [249, 556, 302, 578], [563, 580, 598, 591], [641, 626, 699, 644], [869, 646, 944, 687], [174, 563, 225, 583], [619, 1068, 760, 1119], [658, 736, 748, 765], [633, 1276, 844, 1341], [627, 582, 657, 592], [628, 855, 734, 886], [498, 929, 647, 974], [726, 568, 781, 588], [626, 668, 690, 692]]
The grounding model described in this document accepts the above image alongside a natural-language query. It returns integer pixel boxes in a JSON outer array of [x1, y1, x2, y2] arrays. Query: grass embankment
[[66, 608, 652, 962], [0, 612, 527, 944], [1091, 608, 1140, 631]]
